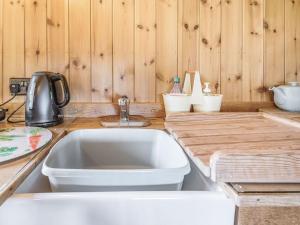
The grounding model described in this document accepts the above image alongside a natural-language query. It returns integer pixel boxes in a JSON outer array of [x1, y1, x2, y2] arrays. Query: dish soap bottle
[[170, 75, 182, 94], [203, 82, 212, 95]]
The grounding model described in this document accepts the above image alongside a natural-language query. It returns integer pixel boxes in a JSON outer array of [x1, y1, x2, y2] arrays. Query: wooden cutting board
[[165, 112, 300, 183]]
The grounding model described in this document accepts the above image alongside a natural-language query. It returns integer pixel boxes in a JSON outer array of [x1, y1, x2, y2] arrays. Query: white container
[[270, 82, 300, 112], [42, 129, 191, 192], [163, 94, 191, 115], [193, 94, 223, 112]]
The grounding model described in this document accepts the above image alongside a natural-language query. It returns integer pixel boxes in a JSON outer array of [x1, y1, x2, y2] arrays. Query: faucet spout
[[118, 96, 130, 122]]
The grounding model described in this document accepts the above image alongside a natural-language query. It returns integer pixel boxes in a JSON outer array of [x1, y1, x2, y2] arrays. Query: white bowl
[[163, 94, 191, 115], [193, 95, 223, 112]]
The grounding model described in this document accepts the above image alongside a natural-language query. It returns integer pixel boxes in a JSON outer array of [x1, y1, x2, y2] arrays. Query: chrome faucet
[[118, 96, 130, 122]]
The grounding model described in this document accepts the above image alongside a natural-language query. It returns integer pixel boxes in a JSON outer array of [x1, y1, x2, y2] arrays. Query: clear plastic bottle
[[170, 76, 182, 94]]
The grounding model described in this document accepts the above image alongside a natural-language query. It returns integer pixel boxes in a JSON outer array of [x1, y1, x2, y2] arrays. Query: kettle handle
[[51, 74, 70, 108]]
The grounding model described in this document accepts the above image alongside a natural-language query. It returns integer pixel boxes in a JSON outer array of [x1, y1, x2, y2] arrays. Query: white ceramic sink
[[42, 129, 190, 192], [0, 192, 234, 225], [0, 155, 235, 225]]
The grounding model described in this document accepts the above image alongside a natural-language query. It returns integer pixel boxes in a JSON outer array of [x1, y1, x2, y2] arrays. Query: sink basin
[[42, 129, 190, 192]]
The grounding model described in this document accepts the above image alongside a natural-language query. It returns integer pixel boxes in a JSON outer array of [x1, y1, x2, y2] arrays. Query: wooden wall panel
[[0, 1, 298, 104], [113, 0, 134, 102], [156, 0, 178, 101], [2, 0, 25, 101], [134, 0, 156, 103], [264, 0, 285, 100], [285, 0, 300, 82], [47, 0, 69, 80], [0, 0, 3, 102], [221, 0, 243, 101], [69, 0, 91, 102], [25, 0, 47, 77], [242, 0, 264, 101], [199, 0, 221, 93], [179, 0, 199, 75], [91, 0, 113, 103]]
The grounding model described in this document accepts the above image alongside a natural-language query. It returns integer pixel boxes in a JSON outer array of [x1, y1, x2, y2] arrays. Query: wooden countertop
[[0, 117, 164, 205], [165, 112, 300, 183]]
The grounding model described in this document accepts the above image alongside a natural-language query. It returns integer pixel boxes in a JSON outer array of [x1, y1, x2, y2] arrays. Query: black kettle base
[[25, 119, 63, 128]]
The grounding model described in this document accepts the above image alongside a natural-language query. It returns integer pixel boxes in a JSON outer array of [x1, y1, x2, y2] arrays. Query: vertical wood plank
[[242, 0, 264, 101], [156, 0, 178, 101], [285, 0, 300, 82], [199, 0, 221, 93], [0, 0, 3, 102], [47, 0, 69, 80], [69, 0, 91, 102], [264, 0, 285, 100], [25, 0, 47, 77], [135, 0, 156, 102], [3, 0, 25, 101], [91, 0, 113, 103], [221, 0, 243, 101], [177, 0, 183, 79], [179, 0, 199, 75], [113, 0, 134, 102]]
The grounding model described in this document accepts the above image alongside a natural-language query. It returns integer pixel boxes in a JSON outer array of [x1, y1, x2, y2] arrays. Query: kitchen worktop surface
[[0, 108, 299, 205], [165, 111, 300, 183]]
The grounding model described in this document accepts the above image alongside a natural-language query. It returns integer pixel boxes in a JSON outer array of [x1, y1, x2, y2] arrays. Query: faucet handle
[[118, 95, 129, 106]]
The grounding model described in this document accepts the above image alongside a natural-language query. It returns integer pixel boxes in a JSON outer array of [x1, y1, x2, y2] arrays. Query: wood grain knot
[[150, 59, 155, 65], [200, 0, 207, 4], [184, 23, 189, 30], [202, 38, 208, 45], [33, 1, 38, 6], [236, 75, 242, 80], [194, 25, 199, 30], [47, 18, 55, 26], [35, 49, 40, 55], [91, 88, 97, 92], [72, 60, 79, 67], [155, 73, 164, 82], [137, 24, 144, 29], [250, 1, 258, 6], [257, 86, 268, 93], [82, 65, 86, 70], [263, 21, 269, 30], [215, 83, 219, 91]]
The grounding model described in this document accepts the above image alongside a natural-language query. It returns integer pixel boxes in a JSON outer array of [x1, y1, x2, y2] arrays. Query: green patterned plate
[[0, 127, 52, 164]]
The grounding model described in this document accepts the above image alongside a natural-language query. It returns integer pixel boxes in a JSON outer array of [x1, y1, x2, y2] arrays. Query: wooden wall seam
[[91, 0, 113, 103], [3, 0, 25, 102], [113, 0, 135, 102], [263, 0, 285, 101]]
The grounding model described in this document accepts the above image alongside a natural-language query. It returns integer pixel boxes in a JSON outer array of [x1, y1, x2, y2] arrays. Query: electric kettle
[[25, 72, 70, 127]]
